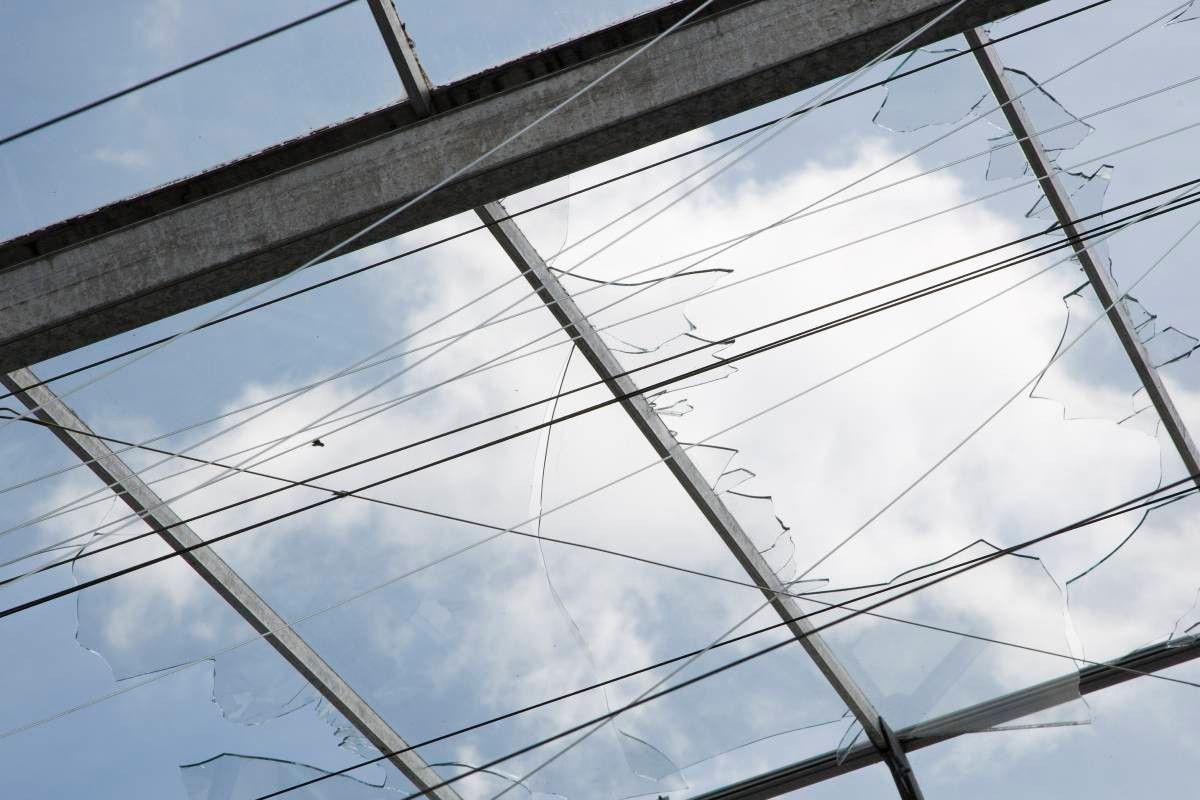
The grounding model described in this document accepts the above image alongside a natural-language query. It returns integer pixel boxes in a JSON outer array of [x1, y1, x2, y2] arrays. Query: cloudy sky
[[2, 1, 1200, 798]]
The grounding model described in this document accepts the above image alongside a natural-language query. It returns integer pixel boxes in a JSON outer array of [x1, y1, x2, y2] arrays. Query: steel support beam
[[0, 0, 1051, 373], [366, 0, 895, 752], [1, 367, 461, 800], [690, 635, 1200, 799], [965, 27, 1200, 483]]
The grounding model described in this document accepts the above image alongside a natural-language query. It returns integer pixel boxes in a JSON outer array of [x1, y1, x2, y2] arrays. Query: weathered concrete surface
[[0, 0, 1047, 370]]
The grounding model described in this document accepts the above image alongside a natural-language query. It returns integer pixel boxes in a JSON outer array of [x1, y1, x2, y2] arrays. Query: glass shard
[[1027, 165, 1112, 222], [1065, 493, 1200, 663], [1168, 1, 1199, 24], [1003, 68, 1093, 152], [179, 753, 400, 799], [1032, 282, 1198, 428], [813, 540, 1088, 733], [984, 69, 1092, 181], [872, 44, 987, 132]]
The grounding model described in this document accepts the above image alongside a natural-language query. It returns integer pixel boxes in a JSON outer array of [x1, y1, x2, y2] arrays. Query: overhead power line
[[256, 477, 1200, 800], [2, 184, 1195, 613], [2, 2, 1180, 546], [8, 183, 1198, 582], [0, 0, 721, 448], [6, 174, 1196, 549], [6, 472, 1195, 751], [0, 0, 1116, 402], [5, 114, 1195, 544]]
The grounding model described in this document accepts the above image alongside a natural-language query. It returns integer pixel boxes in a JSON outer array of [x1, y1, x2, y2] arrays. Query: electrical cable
[[0, 0, 998, 546], [4, 474, 1190, 753], [0, 0, 362, 147], [8, 144, 1196, 566], [12, 31, 1194, 542], [4, 3, 1186, 604], [0, 0, 720, 439], [8, 177, 1196, 562], [432, 194, 1200, 800], [3, 179, 1190, 613], [11, 192, 1184, 576], [0, 0, 1156, 556], [253, 478, 1200, 800], [2, 467, 1194, 754], [4, 0, 1190, 779]]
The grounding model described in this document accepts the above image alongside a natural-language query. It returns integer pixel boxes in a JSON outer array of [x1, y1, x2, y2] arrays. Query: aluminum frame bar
[[1, 367, 462, 800], [366, 0, 894, 752], [690, 635, 1200, 799], [966, 26, 1200, 484]]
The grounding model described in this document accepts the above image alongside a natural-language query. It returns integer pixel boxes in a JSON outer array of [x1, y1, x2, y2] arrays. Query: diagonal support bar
[[966, 27, 1200, 485], [1, 367, 461, 800], [475, 202, 891, 747], [366, 0, 891, 750]]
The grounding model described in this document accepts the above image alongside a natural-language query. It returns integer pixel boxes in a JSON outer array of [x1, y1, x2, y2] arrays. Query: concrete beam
[[0, 0, 1048, 371]]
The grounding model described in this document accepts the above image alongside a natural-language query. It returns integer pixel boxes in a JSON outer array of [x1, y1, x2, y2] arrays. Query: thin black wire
[[3, 186, 1196, 615], [0, 1, 362, 148], [8, 170, 1194, 555], [13, 414, 1193, 683], [9, 186, 1198, 573], [0, 0, 1115, 402], [256, 478, 1200, 799]]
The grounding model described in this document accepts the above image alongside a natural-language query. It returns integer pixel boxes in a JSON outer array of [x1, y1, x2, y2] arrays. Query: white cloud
[[21, 127, 1200, 795], [137, 0, 185, 52]]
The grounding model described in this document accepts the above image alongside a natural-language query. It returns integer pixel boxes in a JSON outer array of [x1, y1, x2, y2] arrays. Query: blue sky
[[2, 1, 1200, 798]]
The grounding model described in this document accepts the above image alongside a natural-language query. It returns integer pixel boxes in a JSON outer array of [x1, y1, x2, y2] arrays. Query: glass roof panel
[[4, 1, 1199, 798]]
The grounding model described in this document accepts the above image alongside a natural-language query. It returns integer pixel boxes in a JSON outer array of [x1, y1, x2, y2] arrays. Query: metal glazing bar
[[878, 718, 925, 800], [1, 367, 461, 800], [965, 26, 1200, 484], [690, 635, 1200, 799], [366, 0, 892, 751]]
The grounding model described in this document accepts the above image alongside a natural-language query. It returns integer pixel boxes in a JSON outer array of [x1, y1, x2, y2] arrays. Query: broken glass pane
[[872, 42, 987, 132], [1027, 165, 1112, 222], [532, 366, 851, 780], [1065, 492, 1200, 663], [984, 69, 1093, 181], [812, 540, 1087, 734], [1031, 283, 1198, 426]]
